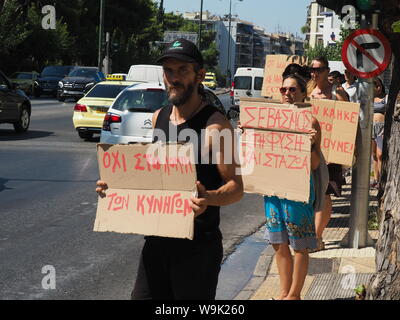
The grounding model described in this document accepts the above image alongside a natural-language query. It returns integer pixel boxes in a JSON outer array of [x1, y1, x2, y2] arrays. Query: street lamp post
[[226, 0, 233, 85], [199, 0, 204, 50], [226, 0, 243, 86], [98, 0, 105, 69]]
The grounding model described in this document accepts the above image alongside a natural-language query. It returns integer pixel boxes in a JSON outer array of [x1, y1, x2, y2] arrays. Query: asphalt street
[[0, 93, 266, 299]]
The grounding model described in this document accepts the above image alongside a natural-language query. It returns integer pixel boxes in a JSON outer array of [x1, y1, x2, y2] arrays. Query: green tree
[[366, 0, 400, 300], [305, 26, 356, 61], [162, 12, 220, 70]]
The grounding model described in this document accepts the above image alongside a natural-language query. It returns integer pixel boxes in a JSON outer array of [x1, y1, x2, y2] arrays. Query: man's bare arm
[[202, 112, 244, 207]]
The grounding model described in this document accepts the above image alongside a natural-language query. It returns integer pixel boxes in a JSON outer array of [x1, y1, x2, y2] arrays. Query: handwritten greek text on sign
[[310, 99, 360, 166], [95, 189, 194, 239], [261, 55, 308, 99], [94, 143, 197, 240], [240, 129, 310, 202], [240, 102, 313, 133]]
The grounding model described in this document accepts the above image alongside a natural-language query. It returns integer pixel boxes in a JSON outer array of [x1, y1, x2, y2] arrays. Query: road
[[0, 94, 266, 300]]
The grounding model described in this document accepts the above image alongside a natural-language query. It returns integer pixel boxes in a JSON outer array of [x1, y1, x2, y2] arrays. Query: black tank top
[[152, 104, 224, 241]]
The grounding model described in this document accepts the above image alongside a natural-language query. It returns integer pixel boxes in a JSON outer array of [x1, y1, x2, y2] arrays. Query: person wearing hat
[[96, 38, 243, 300]]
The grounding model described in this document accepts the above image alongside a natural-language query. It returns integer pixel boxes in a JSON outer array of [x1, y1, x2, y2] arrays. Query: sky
[[160, 0, 311, 37]]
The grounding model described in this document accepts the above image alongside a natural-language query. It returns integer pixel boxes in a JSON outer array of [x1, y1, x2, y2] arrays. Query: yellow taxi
[[72, 79, 140, 139], [202, 72, 217, 90]]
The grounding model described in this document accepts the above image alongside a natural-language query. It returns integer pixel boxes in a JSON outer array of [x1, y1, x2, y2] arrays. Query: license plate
[[65, 91, 83, 95], [93, 106, 108, 113]]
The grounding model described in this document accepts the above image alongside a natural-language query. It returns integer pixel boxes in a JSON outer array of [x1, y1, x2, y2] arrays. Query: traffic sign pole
[[341, 15, 378, 248]]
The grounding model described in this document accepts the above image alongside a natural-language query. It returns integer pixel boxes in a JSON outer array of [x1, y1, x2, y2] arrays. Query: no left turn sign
[[342, 29, 392, 79]]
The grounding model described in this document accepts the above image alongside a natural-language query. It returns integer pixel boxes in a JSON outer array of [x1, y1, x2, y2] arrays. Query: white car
[[100, 82, 226, 145]]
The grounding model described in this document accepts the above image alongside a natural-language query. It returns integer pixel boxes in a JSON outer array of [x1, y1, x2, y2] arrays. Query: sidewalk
[[236, 175, 379, 300]]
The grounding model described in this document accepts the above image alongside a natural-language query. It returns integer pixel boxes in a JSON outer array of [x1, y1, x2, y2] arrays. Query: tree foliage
[[366, 0, 400, 300], [304, 26, 355, 61], [0, 1, 219, 75]]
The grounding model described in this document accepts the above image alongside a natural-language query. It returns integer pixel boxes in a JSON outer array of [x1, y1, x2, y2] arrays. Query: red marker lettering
[[134, 153, 145, 171], [103, 152, 111, 169], [111, 151, 121, 173], [243, 107, 257, 127], [107, 193, 117, 211], [184, 199, 192, 217], [146, 195, 155, 213], [137, 195, 146, 215]]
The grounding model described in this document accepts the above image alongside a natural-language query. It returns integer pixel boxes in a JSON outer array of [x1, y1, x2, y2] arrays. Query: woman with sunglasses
[[308, 57, 349, 253], [263, 74, 326, 300]]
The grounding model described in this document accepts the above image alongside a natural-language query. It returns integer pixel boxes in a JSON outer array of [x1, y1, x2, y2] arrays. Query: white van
[[126, 64, 163, 83], [232, 67, 264, 107]]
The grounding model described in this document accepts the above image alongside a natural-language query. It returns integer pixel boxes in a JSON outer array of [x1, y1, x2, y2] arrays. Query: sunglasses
[[280, 87, 297, 94], [309, 67, 328, 73]]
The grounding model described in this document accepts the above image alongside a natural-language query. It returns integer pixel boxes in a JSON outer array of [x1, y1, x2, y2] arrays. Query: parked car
[[202, 72, 217, 90], [0, 70, 31, 133], [58, 67, 105, 102], [9, 71, 39, 95], [100, 82, 226, 145], [126, 64, 163, 82], [34, 65, 74, 97], [72, 80, 141, 139], [232, 67, 264, 107]]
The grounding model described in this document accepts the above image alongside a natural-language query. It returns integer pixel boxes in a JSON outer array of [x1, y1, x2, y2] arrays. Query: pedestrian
[[308, 56, 349, 252], [263, 74, 325, 300], [282, 63, 311, 82], [328, 71, 344, 86], [343, 69, 360, 103], [371, 77, 387, 189], [96, 38, 243, 300]]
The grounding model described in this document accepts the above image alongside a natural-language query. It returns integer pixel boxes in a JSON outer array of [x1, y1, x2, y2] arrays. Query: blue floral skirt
[[264, 178, 317, 250]]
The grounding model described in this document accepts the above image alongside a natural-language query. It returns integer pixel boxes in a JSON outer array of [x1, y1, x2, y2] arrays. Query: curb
[[233, 245, 275, 300]]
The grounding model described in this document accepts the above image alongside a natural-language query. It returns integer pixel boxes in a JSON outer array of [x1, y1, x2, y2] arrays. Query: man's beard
[[167, 81, 196, 107]]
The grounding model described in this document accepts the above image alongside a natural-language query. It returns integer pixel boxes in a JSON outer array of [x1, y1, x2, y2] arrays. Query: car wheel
[[13, 105, 30, 133], [78, 131, 93, 139]]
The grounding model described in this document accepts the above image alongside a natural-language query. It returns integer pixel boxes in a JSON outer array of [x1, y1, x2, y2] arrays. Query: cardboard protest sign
[[261, 55, 309, 99], [239, 99, 312, 202], [240, 97, 313, 133], [94, 143, 197, 240], [310, 99, 360, 166]]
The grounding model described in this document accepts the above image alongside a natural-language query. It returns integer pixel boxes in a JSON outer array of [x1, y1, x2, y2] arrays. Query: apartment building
[[305, 0, 342, 48], [174, 11, 303, 77]]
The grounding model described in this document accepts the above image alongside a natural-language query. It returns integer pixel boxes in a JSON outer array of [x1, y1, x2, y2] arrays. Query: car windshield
[[41, 66, 71, 77], [112, 89, 168, 112], [234, 76, 252, 90], [85, 84, 130, 98], [11, 73, 33, 80], [68, 68, 97, 78]]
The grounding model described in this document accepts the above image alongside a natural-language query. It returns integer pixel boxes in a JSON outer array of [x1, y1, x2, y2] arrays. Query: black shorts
[[131, 237, 223, 300]]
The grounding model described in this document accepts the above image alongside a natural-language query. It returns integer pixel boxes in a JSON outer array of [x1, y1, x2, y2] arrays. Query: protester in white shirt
[[343, 69, 360, 103]]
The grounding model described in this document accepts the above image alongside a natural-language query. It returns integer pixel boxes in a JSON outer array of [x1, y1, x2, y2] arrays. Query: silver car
[[100, 82, 226, 144]]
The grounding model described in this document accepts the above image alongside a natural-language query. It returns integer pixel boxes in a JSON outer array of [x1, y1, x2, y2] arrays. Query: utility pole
[[342, 12, 376, 248], [226, 0, 243, 86], [226, 0, 232, 86], [98, 0, 105, 69], [103, 32, 110, 75], [198, 0, 203, 50]]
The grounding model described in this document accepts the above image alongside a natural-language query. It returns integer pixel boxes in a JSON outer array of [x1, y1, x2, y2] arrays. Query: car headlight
[[34, 81, 39, 86], [58, 81, 63, 88]]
